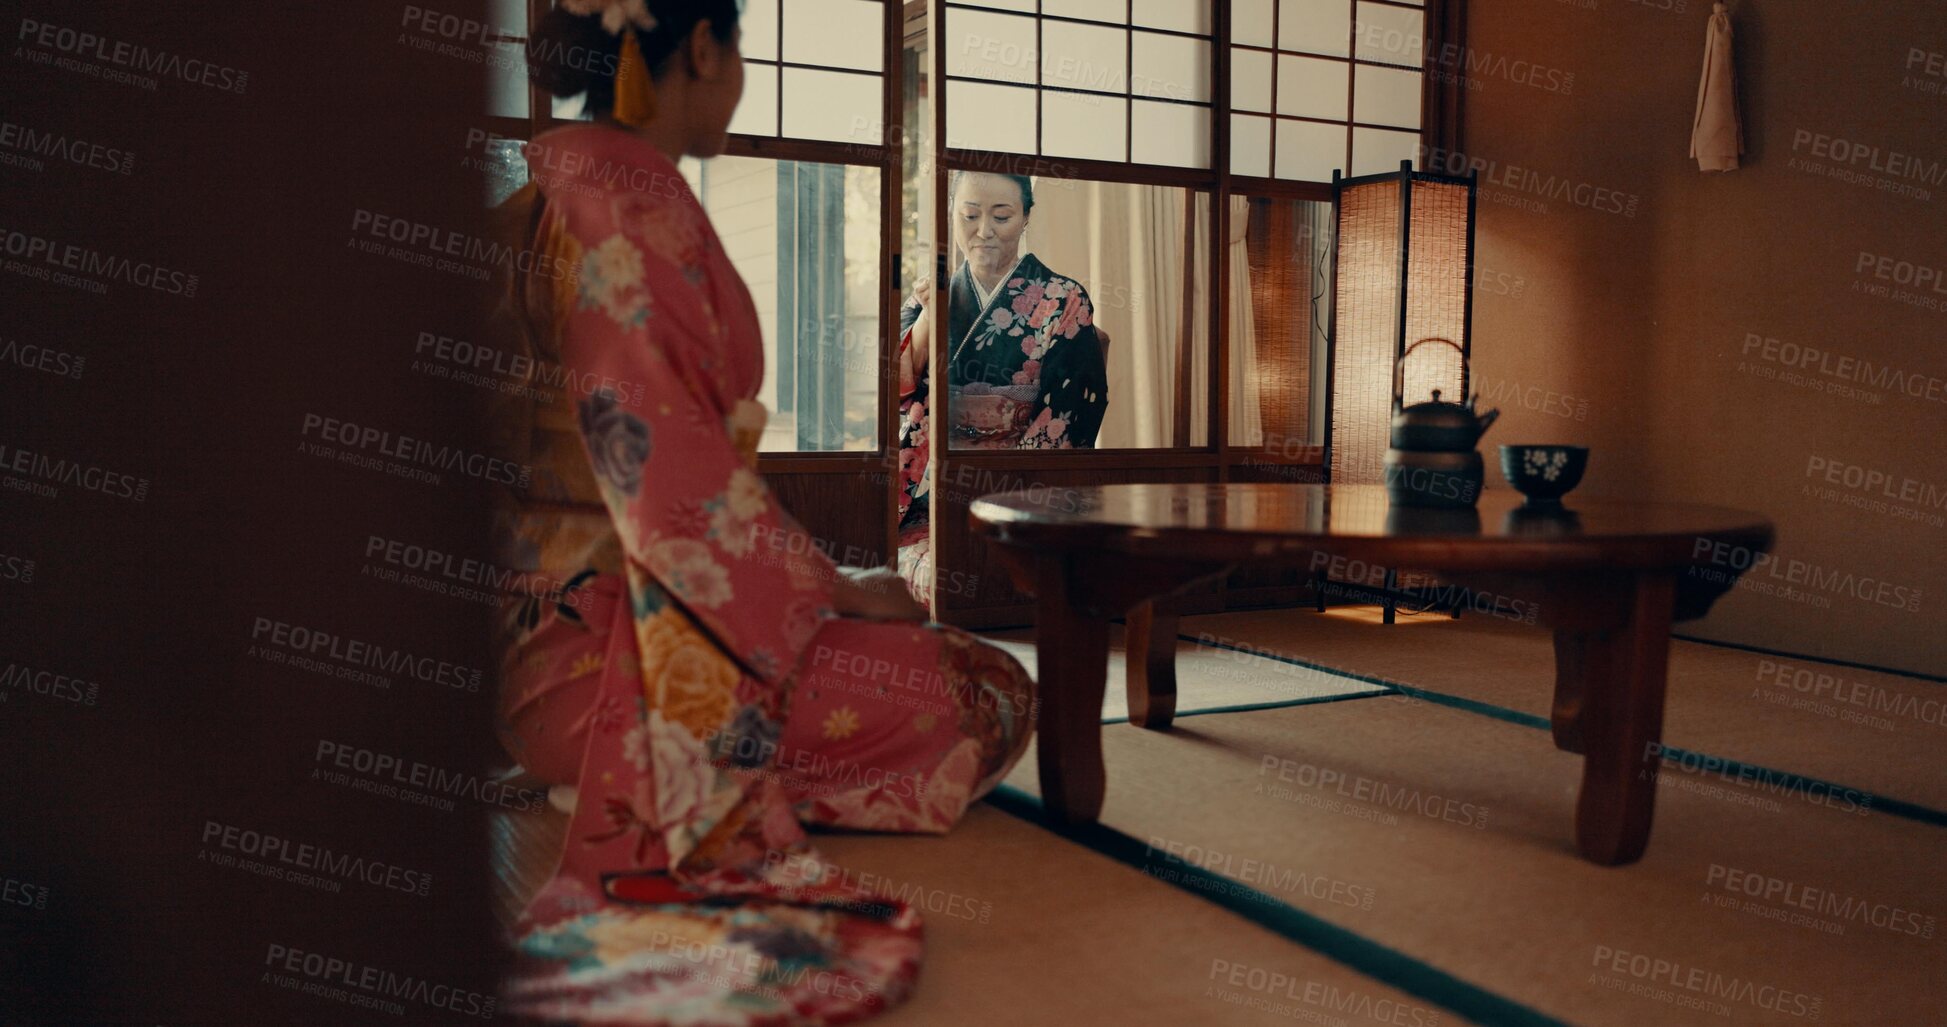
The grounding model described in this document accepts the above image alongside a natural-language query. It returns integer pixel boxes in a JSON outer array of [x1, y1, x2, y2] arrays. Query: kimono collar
[[523, 123, 689, 204], [966, 252, 1028, 310]]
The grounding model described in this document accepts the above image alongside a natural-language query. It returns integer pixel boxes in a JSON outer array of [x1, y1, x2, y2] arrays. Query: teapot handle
[[1392, 337, 1469, 410]]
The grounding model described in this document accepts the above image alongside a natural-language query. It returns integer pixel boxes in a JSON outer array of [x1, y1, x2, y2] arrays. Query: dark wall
[[1, 3, 506, 1022]]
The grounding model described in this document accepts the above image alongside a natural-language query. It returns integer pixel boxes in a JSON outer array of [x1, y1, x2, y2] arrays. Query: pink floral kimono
[[491, 124, 1036, 1025]]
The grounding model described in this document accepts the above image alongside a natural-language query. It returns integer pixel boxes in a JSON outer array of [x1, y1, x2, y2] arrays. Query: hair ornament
[[560, 0, 658, 36]]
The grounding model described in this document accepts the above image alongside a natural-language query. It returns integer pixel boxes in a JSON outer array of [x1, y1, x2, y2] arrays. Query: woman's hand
[[900, 276, 933, 391], [831, 566, 928, 622]]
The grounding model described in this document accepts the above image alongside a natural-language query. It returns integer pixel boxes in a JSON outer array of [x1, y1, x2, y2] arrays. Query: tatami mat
[[490, 609, 1943, 1025], [1178, 607, 1947, 811], [982, 624, 1384, 722], [1002, 695, 1947, 1026], [491, 803, 1447, 1025], [821, 806, 1449, 1026]]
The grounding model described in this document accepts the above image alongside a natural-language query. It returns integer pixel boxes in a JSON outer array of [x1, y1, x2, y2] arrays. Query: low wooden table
[[970, 483, 1774, 865]]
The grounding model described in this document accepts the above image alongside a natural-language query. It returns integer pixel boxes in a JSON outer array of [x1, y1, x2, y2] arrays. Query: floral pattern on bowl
[[1500, 445, 1589, 505]]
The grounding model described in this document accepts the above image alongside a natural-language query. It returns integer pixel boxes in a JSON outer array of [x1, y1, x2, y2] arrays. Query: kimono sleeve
[[556, 232, 839, 686], [1024, 283, 1109, 448]]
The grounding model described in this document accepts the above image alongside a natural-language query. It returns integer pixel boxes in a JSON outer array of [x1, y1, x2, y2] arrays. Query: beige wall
[[1462, 0, 1946, 675]]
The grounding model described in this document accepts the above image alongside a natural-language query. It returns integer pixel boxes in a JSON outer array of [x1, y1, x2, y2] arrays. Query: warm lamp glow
[[1327, 164, 1478, 485]]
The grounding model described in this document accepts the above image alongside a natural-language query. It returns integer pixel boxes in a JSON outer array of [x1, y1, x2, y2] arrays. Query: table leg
[[1125, 600, 1179, 730], [1550, 632, 1587, 754], [1566, 573, 1676, 865], [1033, 554, 1112, 825]]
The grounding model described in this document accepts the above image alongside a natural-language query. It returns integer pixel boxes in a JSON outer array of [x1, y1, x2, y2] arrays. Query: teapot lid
[[1394, 389, 1477, 428]]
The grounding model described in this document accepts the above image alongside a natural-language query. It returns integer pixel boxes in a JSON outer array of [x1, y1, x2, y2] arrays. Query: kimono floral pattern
[[494, 124, 1037, 1026], [894, 255, 1109, 596]]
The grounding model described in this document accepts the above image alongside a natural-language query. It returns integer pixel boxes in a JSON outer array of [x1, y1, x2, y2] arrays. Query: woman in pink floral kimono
[[488, 3, 1035, 1023]]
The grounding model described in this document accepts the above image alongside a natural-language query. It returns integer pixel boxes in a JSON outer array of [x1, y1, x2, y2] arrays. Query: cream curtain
[[1027, 183, 1256, 448]]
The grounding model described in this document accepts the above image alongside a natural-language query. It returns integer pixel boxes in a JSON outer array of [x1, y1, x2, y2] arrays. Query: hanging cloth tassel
[[611, 27, 659, 127], [1690, 2, 1744, 172]]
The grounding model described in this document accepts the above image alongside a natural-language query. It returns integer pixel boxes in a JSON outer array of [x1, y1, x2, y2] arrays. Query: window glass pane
[[1041, 21, 1128, 94], [1041, 91, 1128, 161], [486, 42, 529, 119], [1231, 47, 1273, 112], [487, 0, 526, 35], [943, 176, 1210, 449], [1281, 0, 1351, 58], [1132, 100, 1209, 168], [1133, 32, 1210, 102], [1354, 2, 1423, 65], [1353, 64, 1421, 128], [1233, 0, 1275, 47], [742, 0, 779, 60], [1275, 119, 1346, 181], [729, 62, 779, 135], [1043, 0, 1128, 25], [1276, 54, 1349, 121], [696, 156, 882, 452], [1132, 0, 1212, 35], [783, 68, 884, 143], [1351, 127, 1419, 175], [783, 0, 883, 72], [484, 137, 529, 207], [946, 80, 1037, 153], [552, 91, 591, 121], [1230, 197, 1332, 449], [946, 8, 1038, 86], [1231, 113, 1272, 177]]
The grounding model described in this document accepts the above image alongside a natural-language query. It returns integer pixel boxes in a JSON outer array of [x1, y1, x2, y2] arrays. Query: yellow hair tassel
[[611, 28, 658, 127]]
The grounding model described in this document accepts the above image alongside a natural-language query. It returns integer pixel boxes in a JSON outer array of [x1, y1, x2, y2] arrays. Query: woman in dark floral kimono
[[895, 171, 1111, 601]]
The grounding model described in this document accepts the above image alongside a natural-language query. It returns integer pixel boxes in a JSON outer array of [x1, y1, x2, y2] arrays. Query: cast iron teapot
[[1384, 338, 1500, 509], [1390, 339, 1500, 452]]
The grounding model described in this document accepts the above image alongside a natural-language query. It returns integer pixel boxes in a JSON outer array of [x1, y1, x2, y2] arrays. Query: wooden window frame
[[921, 0, 1462, 618], [486, 1, 1464, 616]]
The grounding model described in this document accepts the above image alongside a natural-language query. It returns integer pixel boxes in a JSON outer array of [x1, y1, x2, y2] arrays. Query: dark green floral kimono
[[895, 253, 1109, 561]]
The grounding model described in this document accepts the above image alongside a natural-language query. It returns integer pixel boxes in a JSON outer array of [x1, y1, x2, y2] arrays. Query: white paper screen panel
[[1231, 114, 1272, 177], [946, 8, 1038, 86], [1132, 101, 1210, 168], [1231, 47, 1273, 113], [1042, 20, 1129, 94], [1042, 91, 1128, 161], [1132, 0, 1212, 34], [1234, 0, 1275, 46], [1354, 64, 1422, 129], [741, 0, 779, 60], [1281, 0, 1351, 57], [730, 62, 779, 136], [1043, 0, 1127, 24], [1133, 32, 1211, 102], [940, 0, 1218, 170], [1351, 127, 1420, 175], [1276, 54, 1349, 121], [1354, 2, 1424, 65], [947, 80, 1037, 153], [782, 0, 884, 72], [783, 68, 884, 144], [1276, 120, 1345, 181]]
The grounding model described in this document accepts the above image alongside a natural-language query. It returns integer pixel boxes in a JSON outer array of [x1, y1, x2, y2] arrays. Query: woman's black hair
[[526, 1, 742, 115], [950, 170, 1034, 217]]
